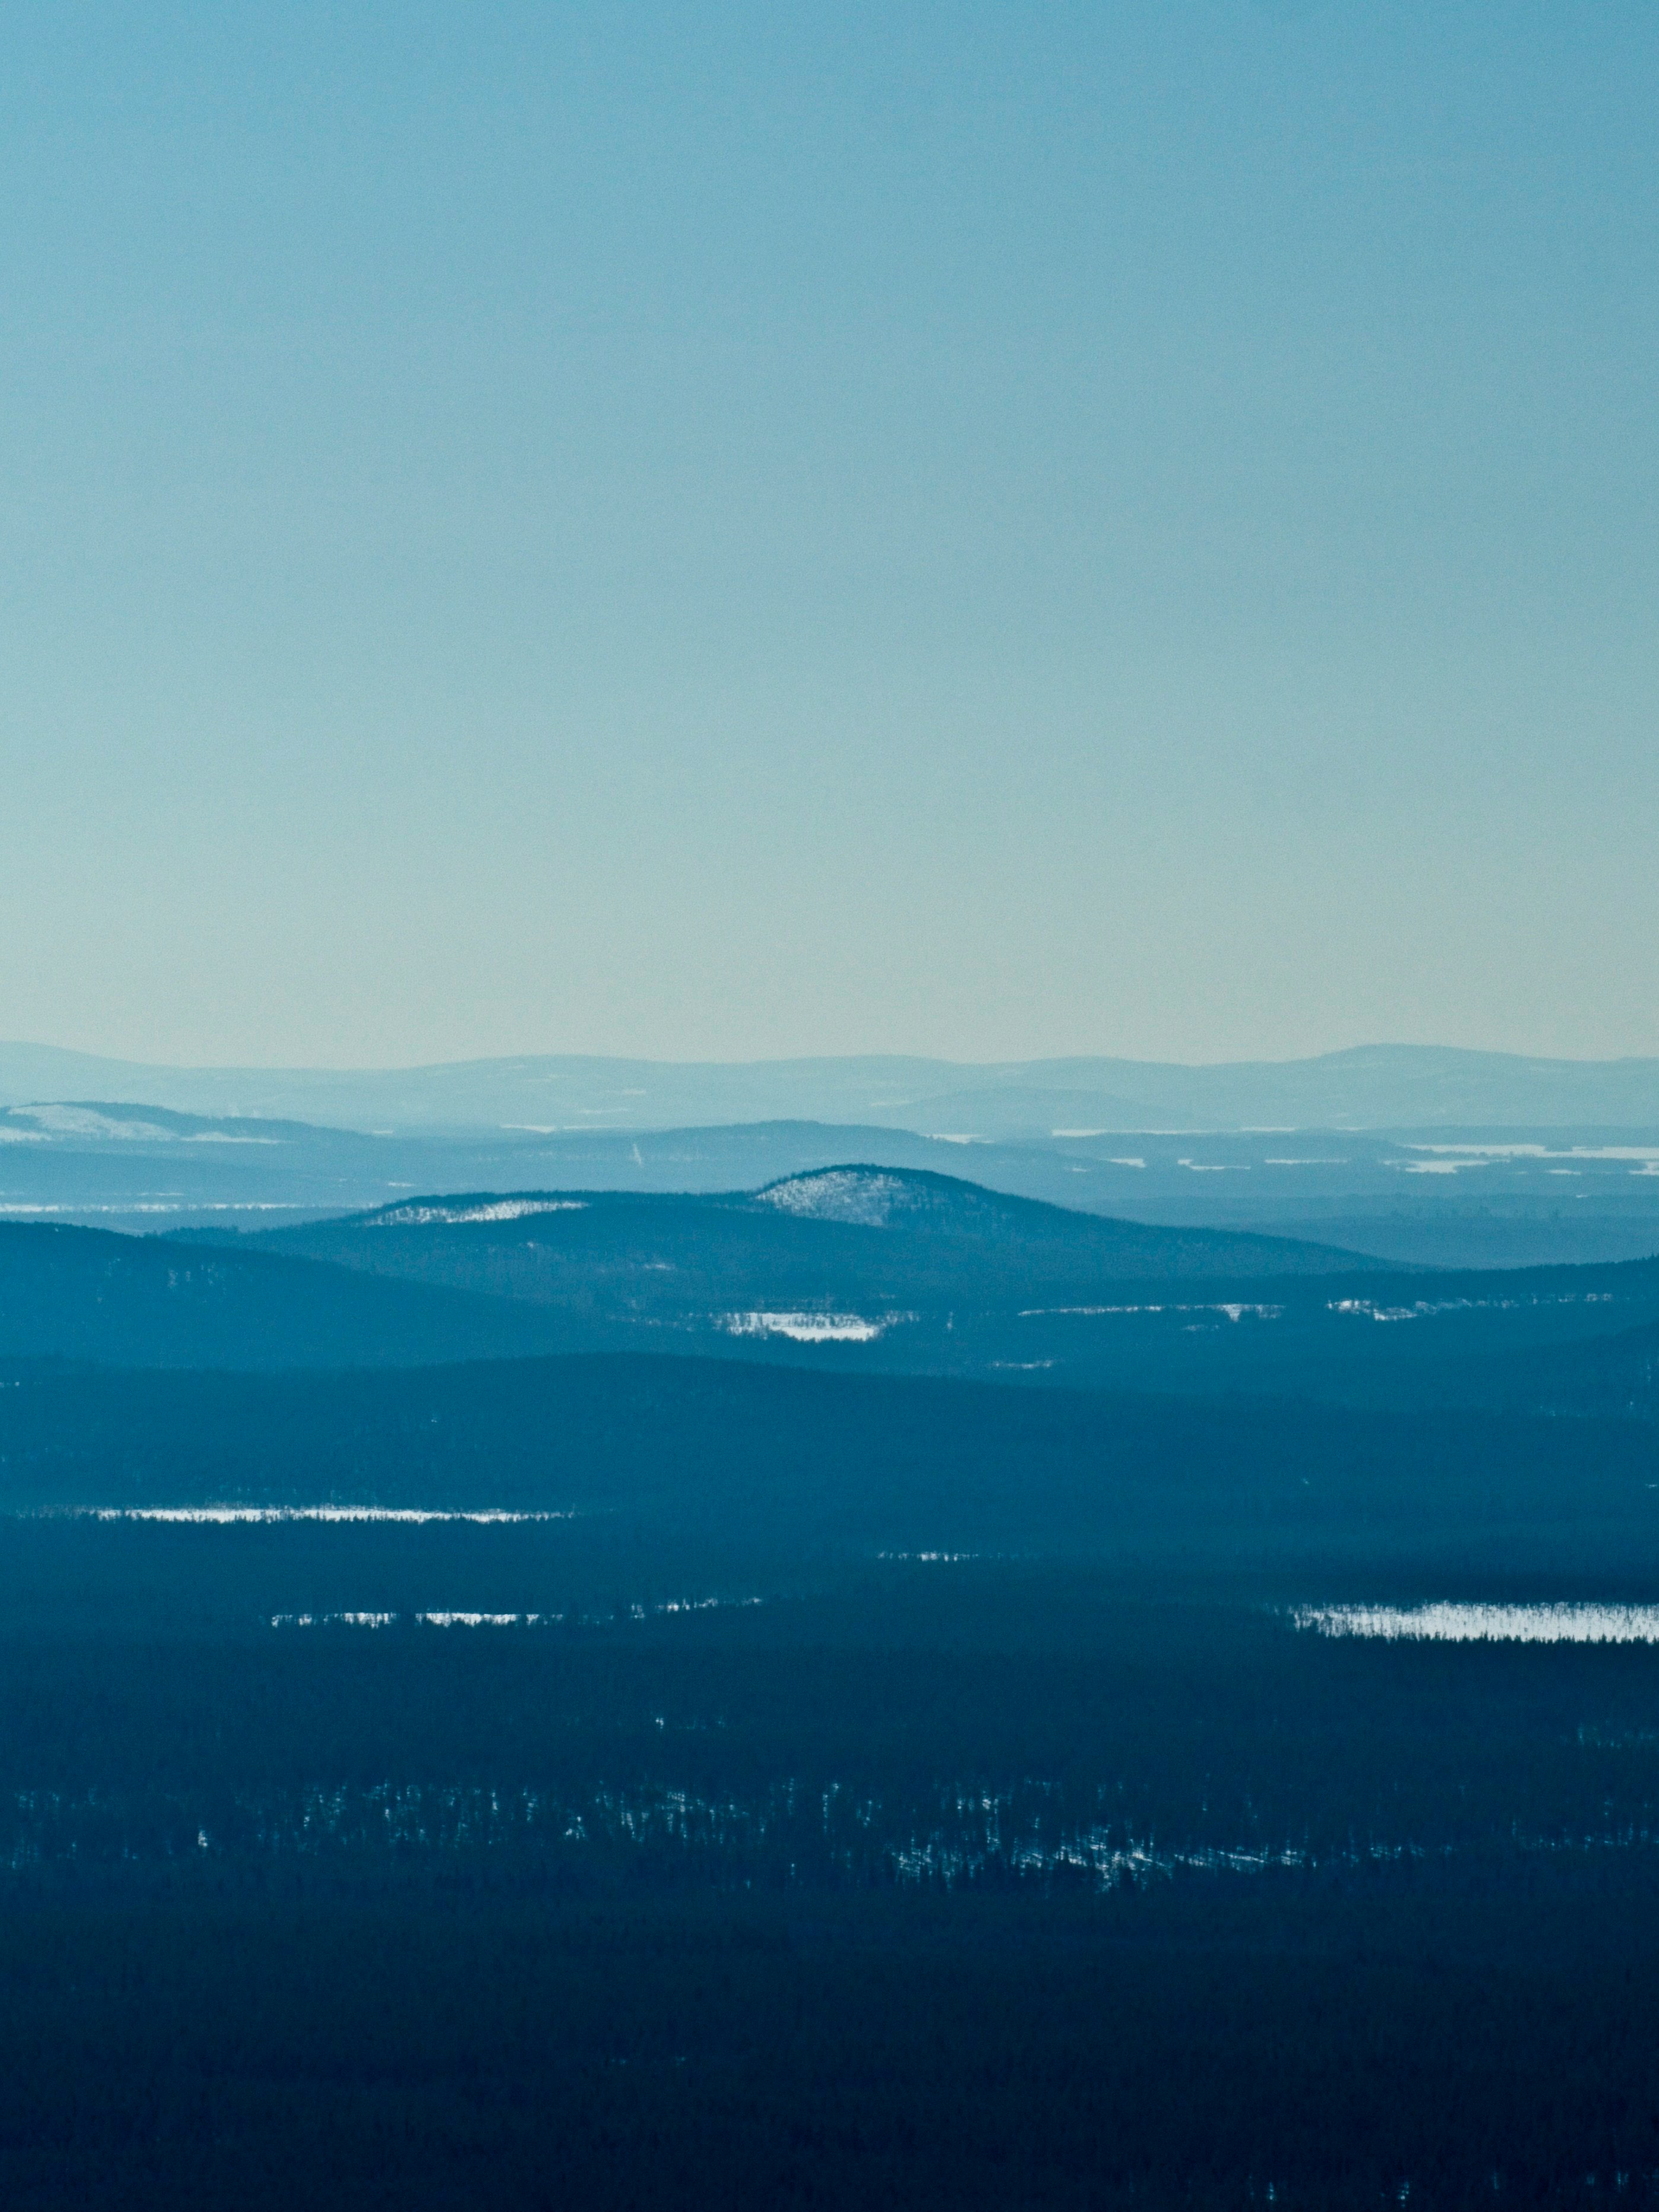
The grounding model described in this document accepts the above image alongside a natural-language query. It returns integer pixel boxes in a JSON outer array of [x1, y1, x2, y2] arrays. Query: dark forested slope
[[0, 1221, 562, 1369], [248, 1164, 1374, 1289], [3, 1349, 1655, 1582]]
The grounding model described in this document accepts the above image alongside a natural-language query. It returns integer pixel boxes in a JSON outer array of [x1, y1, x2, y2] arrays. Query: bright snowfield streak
[[0, 1203, 307, 1216], [1328, 1293, 1615, 1323], [269, 1598, 765, 1628], [1294, 1604, 1659, 1643], [74, 1506, 575, 1525], [1019, 1302, 1282, 1320], [721, 1311, 895, 1343], [368, 1199, 588, 1226]]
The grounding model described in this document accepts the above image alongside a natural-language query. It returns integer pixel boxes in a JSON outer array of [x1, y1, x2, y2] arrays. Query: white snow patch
[[270, 1611, 551, 1628], [1018, 1302, 1282, 1321], [720, 1310, 899, 1343], [77, 1506, 574, 1525], [270, 1612, 398, 1628], [0, 1202, 307, 1217], [1397, 1143, 1659, 1181], [1409, 1144, 1659, 1164], [1409, 1143, 1548, 1159], [754, 1170, 912, 1226], [1328, 1293, 1613, 1324], [1, 1106, 276, 1145], [10, 1105, 176, 1141], [1294, 1603, 1659, 1644], [370, 1199, 587, 1226], [416, 1612, 539, 1628], [270, 1595, 763, 1630]]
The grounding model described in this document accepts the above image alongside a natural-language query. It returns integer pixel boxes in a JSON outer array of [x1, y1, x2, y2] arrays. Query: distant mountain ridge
[[7, 1092, 1659, 1274], [5, 1042, 1659, 1133], [272, 1163, 1372, 1282], [7, 1162, 1659, 1416], [245, 1168, 1659, 1411]]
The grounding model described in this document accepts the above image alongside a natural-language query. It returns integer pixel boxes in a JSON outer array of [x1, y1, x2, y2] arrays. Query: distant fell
[[7, 1043, 1659, 1133], [275, 1163, 1371, 1281]]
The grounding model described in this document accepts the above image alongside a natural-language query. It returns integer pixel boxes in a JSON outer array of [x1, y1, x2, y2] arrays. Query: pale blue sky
[[3, 2, 1655, 1067]]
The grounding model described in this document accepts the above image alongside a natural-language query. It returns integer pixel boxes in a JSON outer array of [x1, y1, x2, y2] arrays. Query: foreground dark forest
[[7, 1565, 1659, 2208], [10, 1872, 1659, 2211], [2, 1177, 1658, 2204]]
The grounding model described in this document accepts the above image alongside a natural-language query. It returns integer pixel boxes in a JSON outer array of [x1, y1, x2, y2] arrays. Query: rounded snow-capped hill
[[747, 1164, 1370, 1274], [750, 1167, 953, 1229], [750, 1166, 1120, 1240]]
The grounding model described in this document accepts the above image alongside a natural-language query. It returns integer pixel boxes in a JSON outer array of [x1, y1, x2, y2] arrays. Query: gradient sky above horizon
[[3, 2, 1655, 1071]]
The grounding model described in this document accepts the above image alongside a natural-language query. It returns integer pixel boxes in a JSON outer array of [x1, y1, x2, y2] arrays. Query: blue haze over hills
[[4, 1044, 1659, 1268], [7, 1041, 1659, 1134]]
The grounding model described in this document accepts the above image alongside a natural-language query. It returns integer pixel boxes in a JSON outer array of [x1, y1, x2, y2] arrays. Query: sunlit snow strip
[[368, 1198, 588, 1226], [1409, 1143, 1659, 1163], [720, 1310, 893, 1343], [416, 1612, 543, 1627], [270, 1612, 400, 1628], [270, 1595, 765, 1629], [8, 1105, 174, 1140], [269, 1611, 557, 1628], [81, 1506, 575, 1525], [1329, 1292, 1615, 1322], [878, 1550, 985, 1563], [654, 1595, 764, 1613], [1294, 1603, 1659, 1644], [0, 1201, 308, 1215], [1018, 1302, 1282, 1320]]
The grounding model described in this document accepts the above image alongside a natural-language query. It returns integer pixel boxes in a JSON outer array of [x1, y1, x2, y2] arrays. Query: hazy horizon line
[[8, 1038, 1659, 1079]]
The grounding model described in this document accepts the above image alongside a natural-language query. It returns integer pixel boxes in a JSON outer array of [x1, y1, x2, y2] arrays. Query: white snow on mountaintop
[[369, 1198, 588, 1226], [753, 1169, 920, 1228], [1, 1105, 278, 1145], [9, 1105, 176, 1141]]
